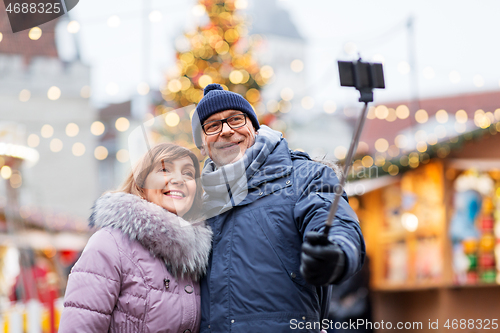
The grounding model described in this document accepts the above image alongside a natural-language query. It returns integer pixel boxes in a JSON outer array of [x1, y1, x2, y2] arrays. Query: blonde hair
[[118, 143, 203, 221]]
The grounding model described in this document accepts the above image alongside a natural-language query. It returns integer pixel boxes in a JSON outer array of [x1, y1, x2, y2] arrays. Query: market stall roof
[[0, 230, 89, 250], [0, 204, 89, 233], [360, 90, 500, 156], [346, 175, 401, 196]]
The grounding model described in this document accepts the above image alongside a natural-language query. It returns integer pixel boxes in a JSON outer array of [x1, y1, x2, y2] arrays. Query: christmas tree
[[152, 0, 275, 149]]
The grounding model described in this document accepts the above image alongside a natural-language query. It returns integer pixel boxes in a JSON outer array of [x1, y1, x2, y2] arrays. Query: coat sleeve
[[59, 229, 122, 332], [293, 162, 366, 283]]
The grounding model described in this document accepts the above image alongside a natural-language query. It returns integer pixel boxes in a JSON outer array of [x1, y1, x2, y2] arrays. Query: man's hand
[[300, 231, 346, 286]]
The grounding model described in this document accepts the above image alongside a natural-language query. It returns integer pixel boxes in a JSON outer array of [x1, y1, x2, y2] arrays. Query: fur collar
[[89, 192, 212, 280]]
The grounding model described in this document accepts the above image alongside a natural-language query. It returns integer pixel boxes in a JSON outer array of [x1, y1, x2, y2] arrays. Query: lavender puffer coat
[[59, 192, 212, 333]]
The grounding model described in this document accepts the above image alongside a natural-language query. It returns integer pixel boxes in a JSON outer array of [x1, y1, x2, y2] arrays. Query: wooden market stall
[[349, 95, 500, 329]]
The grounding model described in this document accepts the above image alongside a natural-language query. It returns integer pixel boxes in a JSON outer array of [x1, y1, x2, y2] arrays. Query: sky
[[63, 0, 500, 111]]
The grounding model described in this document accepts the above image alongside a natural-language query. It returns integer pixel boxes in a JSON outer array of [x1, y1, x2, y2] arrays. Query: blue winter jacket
[[200, 136, 365, 333]]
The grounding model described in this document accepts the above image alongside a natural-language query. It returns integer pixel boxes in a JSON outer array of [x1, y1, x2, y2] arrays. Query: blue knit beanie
[[192, 83, 260, 148]]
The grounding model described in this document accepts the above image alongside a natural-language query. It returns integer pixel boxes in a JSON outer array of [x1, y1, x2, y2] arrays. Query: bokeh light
[[50, 139, 63, 152], [41, 124, 54, 138], [290, 59, 304, 73], [415, 109, 428, 123], [116, 149, 130, 163], [396, 105, 410, 119], [28, 27, 42, 40], [19, 89, 30, 102], [375, 138, 389, 152], [435, 109, 449, 123], [94, 146, 109, 160], [165, 112, 180, 127], [115, 117, 130, 132], [67, 21, 80, 34], [47, 86, 61, 100], [27, 134, 40, 148], [323, 101, 336, 114], [72, 143, 86, 157], [91, 121, 105, 136]]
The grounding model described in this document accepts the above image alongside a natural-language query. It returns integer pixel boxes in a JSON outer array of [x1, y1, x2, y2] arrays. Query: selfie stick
[[322, 59, 385, 238]]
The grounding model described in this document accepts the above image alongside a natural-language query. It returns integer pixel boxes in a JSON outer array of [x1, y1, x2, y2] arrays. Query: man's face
[[201, 110, 257, 166]]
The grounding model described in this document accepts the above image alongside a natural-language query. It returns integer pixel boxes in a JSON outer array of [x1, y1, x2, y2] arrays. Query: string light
[[455, 110, 468, 123], [94, 146, 108, 160], [80, 86, 91, 98], [234, 0, 248, 9], [334, 146, 347, 160], [0, 32, 3, 42], [28, 27, 42, 40], [47, 86, 61, 100], [375, 138, 389, 152], [116, 149, 129, 163], [260, 66, 274, 80], [66, 123, 79, 137], [388, 164, 399, 176], [280, 87, 294, 101], [41, 125, 54, 138], [19, 89, 30, 102], [198, 75, 213, 88], [72, 143, 85, 156], [395, 105, 409, 119], [115, 117, 130, 132], [67, 21, 80, 33], [50, 138, 63, 152], [435, 109, 449, 123], [324, 101, 337, 114], [361, 156, 374, 167], [165, 112, 180, 127], [375, 105, 389, 119], [27, 134, 40, 148], [229, 70, 244, 84], [415, 109, 428, 123], [386, 108, 397, 122], [91, 121, 105, 136], [1, 166, 12, 179], [192, 4, 206, 16], [267, 100, 279, 113], [290, 59, 304, 73], [301, 96, 314, 110], [10, 172, 22, 188]]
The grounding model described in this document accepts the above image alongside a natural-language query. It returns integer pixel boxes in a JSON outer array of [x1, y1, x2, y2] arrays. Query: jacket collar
[[89, 192, 212, 280]]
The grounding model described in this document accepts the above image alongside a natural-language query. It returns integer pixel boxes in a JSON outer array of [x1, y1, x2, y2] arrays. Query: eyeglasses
[[202, 113, 247, 135]]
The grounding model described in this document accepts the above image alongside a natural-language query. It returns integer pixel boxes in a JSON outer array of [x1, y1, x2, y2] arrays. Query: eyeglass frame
[[201, 113, 248, 136]]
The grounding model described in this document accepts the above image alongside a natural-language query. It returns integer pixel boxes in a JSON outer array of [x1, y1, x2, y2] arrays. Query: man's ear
[[200, 147, 207, 156]]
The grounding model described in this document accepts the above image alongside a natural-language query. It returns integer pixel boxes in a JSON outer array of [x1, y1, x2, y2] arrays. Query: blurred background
[[2, 0, 500, 331]]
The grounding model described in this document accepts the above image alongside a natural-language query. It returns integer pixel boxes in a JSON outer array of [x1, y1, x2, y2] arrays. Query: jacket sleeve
[[59, 229, 122, 332], [293, 162, 366, 283]]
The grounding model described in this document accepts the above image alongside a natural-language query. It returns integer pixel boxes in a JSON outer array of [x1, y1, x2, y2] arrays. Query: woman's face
[[143, 156, 197, 217]]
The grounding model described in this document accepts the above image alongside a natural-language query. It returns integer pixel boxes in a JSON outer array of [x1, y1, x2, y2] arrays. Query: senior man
[[192, 84, 365, 333]]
